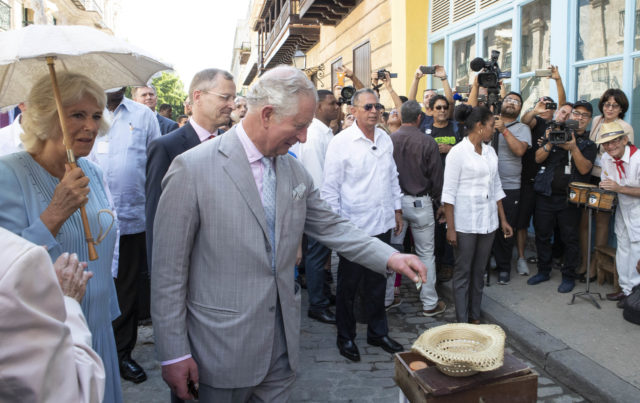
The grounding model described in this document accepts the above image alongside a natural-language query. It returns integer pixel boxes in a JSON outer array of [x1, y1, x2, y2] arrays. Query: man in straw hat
[[597, 121, 640, 308]]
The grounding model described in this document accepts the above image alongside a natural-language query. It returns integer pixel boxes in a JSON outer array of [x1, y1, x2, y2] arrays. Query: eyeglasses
[[356, 103, 384, 111], [603, 102, 620, 109], [434, 105, 449, 111], [602, 137, 625, 147], [571, 110, 591, 119], [201, 90, 235, 103], [504, 98, 521, 105], [390, 110, 398, 115]]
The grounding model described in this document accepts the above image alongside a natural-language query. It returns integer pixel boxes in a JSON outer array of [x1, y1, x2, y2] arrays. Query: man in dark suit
[[145, 68, 235, 403], [132, 85, 179, 135], [145, 68, 235, 267]]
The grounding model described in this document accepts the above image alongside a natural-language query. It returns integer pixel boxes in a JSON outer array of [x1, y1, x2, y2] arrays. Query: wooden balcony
[[298, 0, 357, 26], [257, 0, 321, 70]]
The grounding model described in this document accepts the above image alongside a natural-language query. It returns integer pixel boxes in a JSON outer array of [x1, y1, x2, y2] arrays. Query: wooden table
[[394, 351, 538, 402]]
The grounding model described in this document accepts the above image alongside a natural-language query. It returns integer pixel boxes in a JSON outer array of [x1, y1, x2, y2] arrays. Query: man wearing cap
[[527, 100, 597, 293], [597, 122, 640, 308]]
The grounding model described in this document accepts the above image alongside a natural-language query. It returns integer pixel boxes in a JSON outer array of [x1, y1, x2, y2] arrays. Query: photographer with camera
[[331, 66, 365, 134], [371, 70, 403, 111], [527, 101, 597, 293], [516, 65, 568, 274], [408, 65, 454, 131], [490, 93, 532, 284]]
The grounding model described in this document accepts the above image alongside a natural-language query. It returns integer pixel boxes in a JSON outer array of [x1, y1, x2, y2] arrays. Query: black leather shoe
[[367, 335, 403, 354], [308, 308, 336, 324], [337, 339, 360, 362], [120, 357, 147, 383]]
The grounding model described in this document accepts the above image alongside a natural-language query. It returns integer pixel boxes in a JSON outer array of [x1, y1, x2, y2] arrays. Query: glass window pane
[[452, 34, 475, 87], [483, 20, 512, 74], [576, 60, 623, 111], [632, 58, 640, 144], [636, 0, 640, 51], [520, 0, 551, 73], [577, 0, 625, 61], [431, 39, 445, 91], [520, 76, 550, 112]]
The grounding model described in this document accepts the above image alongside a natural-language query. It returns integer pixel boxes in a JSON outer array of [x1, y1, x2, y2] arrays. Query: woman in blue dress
[[0, 72, 123, 403]]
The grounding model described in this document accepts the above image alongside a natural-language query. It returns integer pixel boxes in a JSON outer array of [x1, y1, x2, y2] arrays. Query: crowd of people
[[0, 58, 638, 402]]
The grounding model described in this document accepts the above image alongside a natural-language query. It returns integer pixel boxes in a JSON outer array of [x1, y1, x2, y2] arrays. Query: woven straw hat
[[412, 323, 506, 377]]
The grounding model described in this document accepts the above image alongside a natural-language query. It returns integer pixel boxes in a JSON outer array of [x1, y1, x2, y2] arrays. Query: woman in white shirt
[[443, 105, 513, 324]]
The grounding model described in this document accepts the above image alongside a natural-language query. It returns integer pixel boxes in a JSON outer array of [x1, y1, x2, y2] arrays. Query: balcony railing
[[257, 0, 320, 71], [298, 0, 356, 26]]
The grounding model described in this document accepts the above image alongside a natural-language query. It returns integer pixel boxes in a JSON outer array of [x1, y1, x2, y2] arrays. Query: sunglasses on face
[[603, 102, 620, 109], [504, 98, 521, 105], [434, 105, 449, 111], [357, 103, 385, 111]]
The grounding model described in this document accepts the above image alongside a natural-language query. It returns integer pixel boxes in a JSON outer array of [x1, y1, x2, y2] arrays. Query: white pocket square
[[292, 183, 306, 200]]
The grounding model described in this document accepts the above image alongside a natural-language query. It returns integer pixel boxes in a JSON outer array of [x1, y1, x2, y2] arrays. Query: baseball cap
[[573, 100, 593, 115]]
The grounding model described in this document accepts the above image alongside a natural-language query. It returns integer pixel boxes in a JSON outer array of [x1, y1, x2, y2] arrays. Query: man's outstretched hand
[[387, 253, 427, 285]]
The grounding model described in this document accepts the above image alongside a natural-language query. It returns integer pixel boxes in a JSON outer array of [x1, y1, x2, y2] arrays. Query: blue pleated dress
[[0, 151, 123, 403]]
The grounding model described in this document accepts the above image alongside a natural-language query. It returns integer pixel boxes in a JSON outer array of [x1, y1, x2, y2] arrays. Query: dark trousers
[[305, 236, 332, 312], [453, 231, 496, 323], [493, 189, 520, 273], [434, 220, 455, 266], [112, 232, 147, 361], [534, 195, 580, 278], [336, 231, 390, 342]]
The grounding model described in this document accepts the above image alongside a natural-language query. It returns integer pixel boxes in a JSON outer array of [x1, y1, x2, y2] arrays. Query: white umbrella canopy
[[0, 24, 172, 107]]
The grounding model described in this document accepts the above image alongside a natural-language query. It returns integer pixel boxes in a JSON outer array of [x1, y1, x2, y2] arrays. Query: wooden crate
[[394, 352, 538, 403]]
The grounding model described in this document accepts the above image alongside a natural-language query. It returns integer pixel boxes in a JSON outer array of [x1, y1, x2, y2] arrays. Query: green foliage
[[151, 72, 187, 120]]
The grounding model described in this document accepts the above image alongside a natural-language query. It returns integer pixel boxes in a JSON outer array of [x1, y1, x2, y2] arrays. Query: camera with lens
[[338, 85, 356, 106], [377, 69, 398, 80], [547, 119, 578, 144], [469, 50, 511, 115]]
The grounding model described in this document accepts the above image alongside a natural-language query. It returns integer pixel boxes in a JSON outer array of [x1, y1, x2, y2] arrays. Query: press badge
[[97, 141, 109, 154], [565, 165, 571, 175]]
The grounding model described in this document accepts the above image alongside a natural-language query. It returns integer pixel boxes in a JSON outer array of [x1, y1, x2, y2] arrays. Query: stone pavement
[[477, 257, 640, 403], [123, 281, 586, 402]]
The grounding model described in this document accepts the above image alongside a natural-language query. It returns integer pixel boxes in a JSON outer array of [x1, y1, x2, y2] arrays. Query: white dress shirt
[[321, 121, 402, 236], [601, 145, 640, 242], [0, 115, 24, 156], [297, 118, 334, 189], [442, 137, 506, 234]]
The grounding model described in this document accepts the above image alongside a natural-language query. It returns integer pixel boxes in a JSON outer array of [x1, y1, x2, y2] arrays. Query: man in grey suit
[[151, 66, 427, 401]]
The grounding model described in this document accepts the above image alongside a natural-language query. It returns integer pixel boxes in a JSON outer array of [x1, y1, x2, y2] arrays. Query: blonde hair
[[21, 72, 109, 153]]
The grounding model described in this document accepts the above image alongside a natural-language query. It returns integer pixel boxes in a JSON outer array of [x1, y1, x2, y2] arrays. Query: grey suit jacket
[[151, 127, 397, 388]]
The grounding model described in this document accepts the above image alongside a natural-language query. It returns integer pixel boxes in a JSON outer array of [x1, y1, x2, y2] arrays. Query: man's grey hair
[[188, 68, 234, 99], [401, 100, 422, 124], [246, 65, 317, 118], [234, 96, 246, 104], [351, 88, 378, 107], [131, 84, 156, 98]]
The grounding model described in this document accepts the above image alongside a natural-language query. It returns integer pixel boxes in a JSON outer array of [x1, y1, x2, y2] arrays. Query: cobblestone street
[[123, 281, 586, 402]]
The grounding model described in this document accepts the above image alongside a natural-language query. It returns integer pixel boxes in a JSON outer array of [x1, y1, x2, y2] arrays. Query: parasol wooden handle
[[47, 57, 98, 261]]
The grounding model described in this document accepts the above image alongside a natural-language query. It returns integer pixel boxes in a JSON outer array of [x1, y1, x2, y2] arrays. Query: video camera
[[338, 86, 356, 106], [377, 69, 398, 80], [547, 119, 579, 144], [469, 50, 511, 115]]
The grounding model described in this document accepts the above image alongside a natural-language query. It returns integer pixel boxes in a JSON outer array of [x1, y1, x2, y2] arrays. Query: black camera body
[[545, 102, 557, 110], [470, 50, 511, 115], [338, 86, 356, 106], [377, 69, 398, 80], [547, 119, 579, 144]]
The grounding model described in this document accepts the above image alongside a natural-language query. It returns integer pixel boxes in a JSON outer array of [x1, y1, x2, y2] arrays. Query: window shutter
[[431, 0, 450, 33], [353, 41, 370, 89], [453, 0, 476, 22], [480, 0, 501, 9]]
